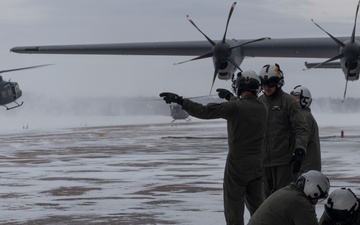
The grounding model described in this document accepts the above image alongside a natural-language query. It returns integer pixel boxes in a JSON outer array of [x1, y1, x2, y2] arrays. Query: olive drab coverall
[[181, 95, 268, 225], [259, 89, 308, 198], [319, 199, 360, 225], [300, 107, 321, 172], [248, 182, 319, 225]]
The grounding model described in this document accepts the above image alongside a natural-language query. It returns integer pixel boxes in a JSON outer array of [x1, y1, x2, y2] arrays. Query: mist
[[0, 93, 358, 132], [9, 93, 360, 115]]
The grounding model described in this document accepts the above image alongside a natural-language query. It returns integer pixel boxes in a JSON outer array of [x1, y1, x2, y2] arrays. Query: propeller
[[306, 0, 360, 102], [174, 2, 270, 95]]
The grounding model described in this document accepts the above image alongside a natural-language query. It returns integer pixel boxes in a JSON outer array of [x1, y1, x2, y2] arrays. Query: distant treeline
[[4, 94, 360, 117]]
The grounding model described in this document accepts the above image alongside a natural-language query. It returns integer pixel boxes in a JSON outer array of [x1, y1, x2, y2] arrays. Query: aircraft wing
[[11, 41, 213, 56], [10, 37, 341, 58], [10, 0, 360, 101]]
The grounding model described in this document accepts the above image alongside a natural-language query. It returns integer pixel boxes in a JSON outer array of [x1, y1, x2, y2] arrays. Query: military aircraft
[[9, 1, 360, 99], [165, 94, 218, 123], [0, 65, 50, 110], [169, 104, 191, 123]]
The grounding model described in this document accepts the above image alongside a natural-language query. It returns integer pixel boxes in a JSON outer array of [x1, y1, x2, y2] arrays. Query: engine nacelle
[[340, 58, 360, 80], [217, 61, 235, 80], [213, 39, 244, 81], [339, 39, 360, 81]]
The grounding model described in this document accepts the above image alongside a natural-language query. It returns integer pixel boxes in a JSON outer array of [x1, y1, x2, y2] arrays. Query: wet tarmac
[[0, 119, 359, 224]]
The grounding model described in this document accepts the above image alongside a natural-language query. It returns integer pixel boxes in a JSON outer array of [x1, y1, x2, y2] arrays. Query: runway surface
[[0, 117, 359, 224]]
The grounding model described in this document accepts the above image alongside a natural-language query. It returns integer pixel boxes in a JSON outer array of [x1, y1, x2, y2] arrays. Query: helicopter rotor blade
[[188, 94, 217, 99], [0, 64, 53, 74]]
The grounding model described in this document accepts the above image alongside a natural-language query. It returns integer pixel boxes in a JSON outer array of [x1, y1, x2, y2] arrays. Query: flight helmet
[[296, 170, 330, 201], [258, 63, 284, 88], [233, 70, 261, 96], [325, 188, 359, 222], [290, 85, 312, 108]]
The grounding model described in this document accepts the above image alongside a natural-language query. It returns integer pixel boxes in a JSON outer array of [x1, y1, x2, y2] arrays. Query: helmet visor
[[262, 81, 277, 88]]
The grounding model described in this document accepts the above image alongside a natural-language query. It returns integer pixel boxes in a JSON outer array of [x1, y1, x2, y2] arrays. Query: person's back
[[160, 70, 268, 225], [248, 170, 330, 225], [290, 85, 321, 173], [224, 96, 267, 160], [248, 183, 318, 225], [180, 94, 267, 175], [299, 108, 321, 171]]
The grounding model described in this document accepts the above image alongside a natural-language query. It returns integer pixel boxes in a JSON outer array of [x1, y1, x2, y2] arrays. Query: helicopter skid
[[5, 101, 23, 110]]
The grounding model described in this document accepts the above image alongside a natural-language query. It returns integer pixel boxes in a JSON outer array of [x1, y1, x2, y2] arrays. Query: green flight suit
[[181, 94, 268, 225], [300, 108, 321, 172], [248, 182, 319, 225], [319, 199, 360, 225], [259, 89, 308, 198]]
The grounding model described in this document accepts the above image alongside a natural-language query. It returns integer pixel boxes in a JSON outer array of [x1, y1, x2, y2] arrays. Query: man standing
[[258, 64, 308, 199], [160, 71, 268, 225], [248, 170, 330, 225], [290, 85, 321, 173]]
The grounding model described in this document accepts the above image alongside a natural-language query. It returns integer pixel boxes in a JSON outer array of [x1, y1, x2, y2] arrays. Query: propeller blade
[[227, 57, 242, 72], [209, 66, 220, 96], [342, 79, 349, 102], [0, 64, 53, 74], [187, 15, 216, 46], [303, 53, 344, 70], [342, 65, 351, 102], [351, 0, 360, 43], [222, 2, 237, 43], [173, 52, 213, 65], [311, 19, 345, 47], [229, 37, 271, 50]]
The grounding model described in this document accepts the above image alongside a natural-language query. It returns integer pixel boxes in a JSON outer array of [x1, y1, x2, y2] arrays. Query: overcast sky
[[0, 0, 359, 100]]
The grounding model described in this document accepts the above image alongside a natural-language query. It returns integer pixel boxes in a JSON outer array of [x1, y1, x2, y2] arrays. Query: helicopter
[[165, 94, 220, 124], [170, 104, 191, 123], [0, 64, 51, 110]]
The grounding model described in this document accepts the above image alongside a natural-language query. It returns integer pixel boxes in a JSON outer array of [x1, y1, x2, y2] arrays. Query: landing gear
[[4, 101, 23, 110]]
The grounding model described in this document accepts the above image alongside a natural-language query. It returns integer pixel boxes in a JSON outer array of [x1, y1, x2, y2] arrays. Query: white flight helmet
[[290, 85, 312, 108], [296, 170, 330, 200], [258, 63, 284, 88], [325, 188, 359, 222], [233, 70, 261, 97]]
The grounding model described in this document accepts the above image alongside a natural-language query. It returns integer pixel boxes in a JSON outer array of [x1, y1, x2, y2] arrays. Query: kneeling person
[[248, 170, 330, 225], [319, 188, 360, 225]]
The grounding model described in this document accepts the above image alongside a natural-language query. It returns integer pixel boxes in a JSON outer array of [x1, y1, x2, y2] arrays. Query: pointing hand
[[216, 88, 233, 101], [159, 92, 184, 105]]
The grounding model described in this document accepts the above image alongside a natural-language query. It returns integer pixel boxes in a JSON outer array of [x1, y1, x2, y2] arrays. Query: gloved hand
[[289, 148, 305, 174], [159, 92, 184, 105], [216, 88, 234, 101]]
